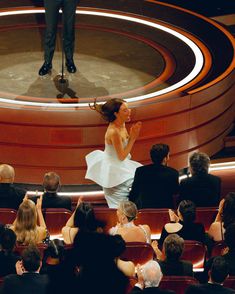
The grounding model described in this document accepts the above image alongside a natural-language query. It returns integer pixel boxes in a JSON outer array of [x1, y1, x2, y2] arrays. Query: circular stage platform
[[0, 1, 234, 184]]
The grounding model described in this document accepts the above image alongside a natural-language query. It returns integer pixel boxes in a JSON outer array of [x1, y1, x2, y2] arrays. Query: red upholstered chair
[[136, 209, 169, 239], [211, 241, 227, 257], [160, 276, 199, 294], [126, 276, 138, 294], [42, 208, 72, 237], [181, 241, 207, 272], [195, 207, 218, 232], [0, 208, 17, 225], [224, 276, 235, 290], [14, 243, 48, 258], [120, 242, 154, 266], [93, 207, 117, 233]]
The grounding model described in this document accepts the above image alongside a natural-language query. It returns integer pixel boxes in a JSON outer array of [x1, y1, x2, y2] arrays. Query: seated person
[[158, 200, 205, 248], [185, 256, 235, 294], [62, 198, 103, 244], [0, 228, 20, 277], [179, 152, 221, 207], [1, 245, 49, 294], [10, 196, 47, 245], [41, 172, 71, 210], [130, 260, 175, 293], [0, 164, 26, 209], [112, 234, 135, 277], [152, 234, 193, 276], [109, 201, 151, 243], [208, 192, 235, 241]]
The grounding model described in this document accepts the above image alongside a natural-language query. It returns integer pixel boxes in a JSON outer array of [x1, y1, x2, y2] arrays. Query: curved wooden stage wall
[[0, 1, 234, 184]]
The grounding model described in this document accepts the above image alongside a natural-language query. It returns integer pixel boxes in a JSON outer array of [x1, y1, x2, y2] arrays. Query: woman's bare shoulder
[[165, 222, 182, 233]]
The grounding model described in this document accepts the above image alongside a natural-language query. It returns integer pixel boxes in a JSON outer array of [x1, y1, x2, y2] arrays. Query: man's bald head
[[0, 164, 15, 183]]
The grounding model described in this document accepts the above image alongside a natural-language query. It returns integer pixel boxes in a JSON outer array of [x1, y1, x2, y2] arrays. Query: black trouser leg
[[44, 0, 61, 63], [62, 0, 77, 61]]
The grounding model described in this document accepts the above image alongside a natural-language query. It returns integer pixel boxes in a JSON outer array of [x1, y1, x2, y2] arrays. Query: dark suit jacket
[[158, 259, 193, 276], [179, 173, 221, 207], [41, 192, 72, 210], [185, 283, 235, 294], [130, 286, 175, 294], [1, 272, 49, 294], [0, 184, 25, 209], [0, 251, 20, 277], [129, 164, 179, 209]]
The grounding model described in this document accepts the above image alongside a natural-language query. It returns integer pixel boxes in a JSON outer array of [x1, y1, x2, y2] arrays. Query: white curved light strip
[[0, 9, 204, 107]]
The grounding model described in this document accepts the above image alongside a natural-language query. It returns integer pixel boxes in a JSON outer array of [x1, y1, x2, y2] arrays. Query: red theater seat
[[136, 209, 169, 239], [0, 208, 17, 225], [195, 207, 218, 232], [14, 243, 48, 258], [224, 276, 235, 290], [181, 241, 207, 272], [120, 242, 154, 266], [211, 241, 227, 257], [160, 276, 199, 294], [42, 208, 72, 237], [93, 207, 117, 233]]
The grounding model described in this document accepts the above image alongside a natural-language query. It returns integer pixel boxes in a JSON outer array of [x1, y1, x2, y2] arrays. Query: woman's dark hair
[[44, 239, 65, 261], [0, 228, 16, 252], [178, 200, 196, 223], [222, 192, 235, 229], [89, 98, 125, 122], [74, 202, 100, 232], [224, 223, 235, 249]]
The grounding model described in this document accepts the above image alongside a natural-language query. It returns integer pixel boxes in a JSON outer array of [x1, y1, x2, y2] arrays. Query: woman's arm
[[65, 197, 82, 227], [36, 195, 46, 228], [110, 122, 142, 161], [214, 198, 225, 222]]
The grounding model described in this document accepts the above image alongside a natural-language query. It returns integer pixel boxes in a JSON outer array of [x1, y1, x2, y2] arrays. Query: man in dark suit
[[185, 256, 235, 294], [41, 172, 72, 210], [39, 0, 78, 75], [1, 245, 49, 294], [179, 152, 221, 207], [0, 164, 26, 209], [130, 260, 175, 294], [129, 144, 179, 209]]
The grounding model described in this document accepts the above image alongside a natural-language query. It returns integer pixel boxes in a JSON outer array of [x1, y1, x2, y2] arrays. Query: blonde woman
[[10, 195, 47, 245], [109, 201, 151, 243]]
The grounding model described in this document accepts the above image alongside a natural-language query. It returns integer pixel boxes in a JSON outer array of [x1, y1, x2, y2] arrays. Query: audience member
[[208, 192, 235, 241], [0, 228, 20, 277], [62, 198, 103, 244], [185, 256, 235, 294], [109, 201, 151, 243], [71, 231, 129, 294], [158, 200, 205, 248], [1, 245, 49, 294], [179, 152, 221, 207], [0, 164, 26, 209], [130, 260, 175, 293], [41, 172, 71, 210], [152, 234, 193, 276], [129, 144, 179, 209], [10, 196, 47, 245], [112, 234, 135, 277]]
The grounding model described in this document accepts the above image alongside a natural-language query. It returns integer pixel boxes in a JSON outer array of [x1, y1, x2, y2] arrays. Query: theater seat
[[136, 209, 169, 239], [160, 276, 199, 294], [120, 242, 154, 266], [0, 208, 17, 225], [14, 243, 48, 258], [195, 207, 218, 232], [126, 276, 138, 293], [42, 208, 72, 238], [181, 241, 207, 272], [93, 207, 117, 233], [224, 276, 235, 290]]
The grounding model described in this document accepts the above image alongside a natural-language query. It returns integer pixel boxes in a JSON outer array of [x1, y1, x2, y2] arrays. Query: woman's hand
[[36, 195, 43, 211], [151, 240, 163, 260], [169, 209, 179, 222], [15, 260, 25, 275], [129, 121, 142, 140]]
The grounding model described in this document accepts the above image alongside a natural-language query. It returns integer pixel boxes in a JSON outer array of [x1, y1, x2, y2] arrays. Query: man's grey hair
[[142, 260, 163, 288]]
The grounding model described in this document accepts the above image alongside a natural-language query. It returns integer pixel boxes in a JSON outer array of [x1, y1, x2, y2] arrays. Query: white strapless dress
[[85, 143, 142, 208]]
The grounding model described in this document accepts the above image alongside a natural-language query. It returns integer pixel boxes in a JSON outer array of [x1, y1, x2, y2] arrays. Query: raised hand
[[130, 121, 142, 140]]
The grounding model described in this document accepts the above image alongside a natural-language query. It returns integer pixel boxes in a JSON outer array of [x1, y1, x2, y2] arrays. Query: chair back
[[93, 207, 117, 233], [224, 276, 235, 290], [42, 208, 72, 237], [0, 208, 17, 225], [195, 207, 218, 232], [14, 243, 48, 258], [181, 240, 206, 272], [160, 276, 199, 294], [120, 242, 154, 266], [211, 241, 227, 257]]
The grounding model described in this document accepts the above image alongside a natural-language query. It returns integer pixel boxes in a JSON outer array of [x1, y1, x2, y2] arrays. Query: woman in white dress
[[85, 98, 142, 208]]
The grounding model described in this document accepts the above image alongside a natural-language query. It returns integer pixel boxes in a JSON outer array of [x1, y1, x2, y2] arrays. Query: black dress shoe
[[38, 62, 52, 76], [66, 59, 77, 73]]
